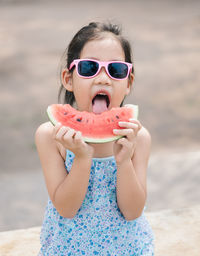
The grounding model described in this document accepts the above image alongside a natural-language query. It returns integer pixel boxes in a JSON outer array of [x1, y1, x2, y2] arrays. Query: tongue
[[92, 97, 108, 114]]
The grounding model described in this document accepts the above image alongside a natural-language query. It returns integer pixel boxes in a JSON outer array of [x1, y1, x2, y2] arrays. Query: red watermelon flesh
[[47, 104, 139, 143]]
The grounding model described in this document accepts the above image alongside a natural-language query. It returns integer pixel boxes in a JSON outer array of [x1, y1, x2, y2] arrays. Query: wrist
[[116, 157, 132, 168], [69, 143, 94, 160], [74, 151, 93, 162], [73, 154, 93, 174], [76, 148, 94, 160], [75, 154, 93, 162]]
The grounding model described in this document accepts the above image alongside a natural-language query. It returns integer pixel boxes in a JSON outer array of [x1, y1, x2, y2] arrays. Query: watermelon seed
[[116, 115, 119, 119], [76, 118, 82, 122], [64, 112, 68, 115]]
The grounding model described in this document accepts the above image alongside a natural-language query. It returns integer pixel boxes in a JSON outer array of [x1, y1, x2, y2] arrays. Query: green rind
[[83, 135, 123, 144], [47, 105, 58, 126], [124, 104, 139, 120], [47, 104, 139, 144]]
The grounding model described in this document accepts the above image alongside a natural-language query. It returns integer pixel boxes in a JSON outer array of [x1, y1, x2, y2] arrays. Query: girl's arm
[[113, 123, 151, 221], [35, 122, 93, 218]]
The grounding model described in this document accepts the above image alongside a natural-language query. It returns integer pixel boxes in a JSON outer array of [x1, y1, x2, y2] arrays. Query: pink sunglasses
[[69, 59, 133, 80]]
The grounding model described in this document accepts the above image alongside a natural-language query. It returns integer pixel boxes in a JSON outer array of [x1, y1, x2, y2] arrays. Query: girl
[[35, 22, 154, 256]]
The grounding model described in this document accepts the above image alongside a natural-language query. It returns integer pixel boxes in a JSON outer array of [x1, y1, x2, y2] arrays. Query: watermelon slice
[[47, 104, 139, 143]]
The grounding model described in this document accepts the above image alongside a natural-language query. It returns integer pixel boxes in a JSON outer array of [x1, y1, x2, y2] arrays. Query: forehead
[[80, 35, 125, 61]]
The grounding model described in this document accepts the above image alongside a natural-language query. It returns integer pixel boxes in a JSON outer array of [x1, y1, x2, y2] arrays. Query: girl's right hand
[[53, 123, 94, 159]]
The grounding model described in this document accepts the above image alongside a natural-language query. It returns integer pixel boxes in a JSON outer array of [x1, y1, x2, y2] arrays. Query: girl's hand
[[53, 123, 94, 159], [113, 119, 142, 164]]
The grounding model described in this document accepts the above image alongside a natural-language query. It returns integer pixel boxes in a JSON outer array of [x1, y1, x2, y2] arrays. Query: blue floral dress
[[38, 150, 154, 256]]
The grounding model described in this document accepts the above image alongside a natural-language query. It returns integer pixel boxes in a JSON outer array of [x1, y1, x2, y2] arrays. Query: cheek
[[113, 91, 126, 105], [117, 82, 130, 94], [73, 86, 87, 100], [113, 83, 130, 104], [72, 78, 91, 107], [72, 76, 88, 94]]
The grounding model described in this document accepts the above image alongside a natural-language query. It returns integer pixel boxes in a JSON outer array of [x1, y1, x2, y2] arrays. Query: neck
[[90, 141, 114, 158]]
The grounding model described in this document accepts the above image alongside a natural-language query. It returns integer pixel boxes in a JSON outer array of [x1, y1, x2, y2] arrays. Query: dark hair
[[58, 22, 134, 106]]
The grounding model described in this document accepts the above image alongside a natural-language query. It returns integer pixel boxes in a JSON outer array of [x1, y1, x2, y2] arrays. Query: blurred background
[[0, 0, 200, 231]]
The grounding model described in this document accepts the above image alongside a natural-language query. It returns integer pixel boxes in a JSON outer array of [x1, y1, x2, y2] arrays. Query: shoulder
[[35, 122, 66, 160], [35, 122, 56, 155], [137, 126, 151, 146], [133, 126, 151, 161], [138, 126, 151, 143], [35, 121, 54, 145]]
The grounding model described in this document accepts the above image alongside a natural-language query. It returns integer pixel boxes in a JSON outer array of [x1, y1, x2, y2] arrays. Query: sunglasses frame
[[69, 59, 133, 80]]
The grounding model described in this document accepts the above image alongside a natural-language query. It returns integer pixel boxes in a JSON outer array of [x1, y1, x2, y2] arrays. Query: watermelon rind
[[47, 105, 58, 126], [124, 104, 139, 120], [47, 104, 138, 144], [82, 135, 122, 144]]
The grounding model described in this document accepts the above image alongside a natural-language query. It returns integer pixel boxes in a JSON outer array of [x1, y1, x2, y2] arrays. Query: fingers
[[113, 119, 142, 141], [119, 119, 142, 132], [53, 122, 62, 137], [115, 137, 135, 159], [113, 128, 134, 141], [53, 123, 83, 146], [53, 124, 71, 140], [73, 131, 83, 145]]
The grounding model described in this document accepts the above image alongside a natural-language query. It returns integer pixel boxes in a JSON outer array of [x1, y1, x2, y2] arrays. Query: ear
[[61, 69, 73, 92], [126, 73, 134, 95]]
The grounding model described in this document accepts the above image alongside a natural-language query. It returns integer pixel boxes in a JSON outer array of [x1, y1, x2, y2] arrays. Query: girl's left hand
[[113, 119, 142, 165]]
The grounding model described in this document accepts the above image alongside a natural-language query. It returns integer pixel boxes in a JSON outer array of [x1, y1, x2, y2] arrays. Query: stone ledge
[[0, 205, 200, 256], [148, 205, 200, 256], [0, 226, 40, 256]]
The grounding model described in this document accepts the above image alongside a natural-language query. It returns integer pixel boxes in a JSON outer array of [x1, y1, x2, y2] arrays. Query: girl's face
[[62, 35, 134, 113]]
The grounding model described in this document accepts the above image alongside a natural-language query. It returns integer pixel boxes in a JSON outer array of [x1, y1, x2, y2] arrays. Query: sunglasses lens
[[78, 60, 99, 77], [108, 63, 128, 79]]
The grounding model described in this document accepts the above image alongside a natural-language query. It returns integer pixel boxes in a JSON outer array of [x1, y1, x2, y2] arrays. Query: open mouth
[[92, 93, 110, 114], [92, 94, 110, 107]]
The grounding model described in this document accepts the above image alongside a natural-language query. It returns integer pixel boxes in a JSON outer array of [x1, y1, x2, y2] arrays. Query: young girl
[[35, 22, 154, 256]]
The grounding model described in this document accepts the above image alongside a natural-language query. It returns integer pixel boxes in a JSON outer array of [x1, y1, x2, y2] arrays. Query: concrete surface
[[0, 205, 200, 256]]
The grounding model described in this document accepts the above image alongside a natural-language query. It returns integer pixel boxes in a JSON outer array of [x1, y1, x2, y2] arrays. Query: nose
[[94, 67, 111, 85]]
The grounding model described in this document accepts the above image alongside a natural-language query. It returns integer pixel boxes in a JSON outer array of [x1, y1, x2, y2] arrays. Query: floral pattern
[[38, 150, 154, 255]]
